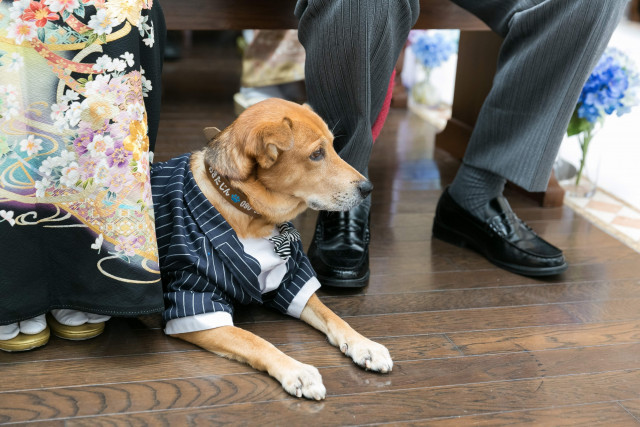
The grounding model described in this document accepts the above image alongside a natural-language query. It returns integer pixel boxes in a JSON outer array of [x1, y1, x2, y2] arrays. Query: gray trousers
[[295, 0, 629, 191]]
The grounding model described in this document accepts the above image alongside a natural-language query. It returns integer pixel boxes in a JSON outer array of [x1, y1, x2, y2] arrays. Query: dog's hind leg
[[171, 326, 326, 400], [300, 294, 393, 373]]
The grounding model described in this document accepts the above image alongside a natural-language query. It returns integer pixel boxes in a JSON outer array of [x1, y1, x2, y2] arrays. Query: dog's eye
[[309, 148, 325, 161]]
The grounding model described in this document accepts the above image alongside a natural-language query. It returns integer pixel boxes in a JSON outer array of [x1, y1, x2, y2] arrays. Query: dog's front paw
[[278, 361, 326, 400], [341, 337, 393, 373]]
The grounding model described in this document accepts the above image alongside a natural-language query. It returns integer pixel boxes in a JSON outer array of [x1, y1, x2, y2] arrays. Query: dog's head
[[203, 99, 372, 215]]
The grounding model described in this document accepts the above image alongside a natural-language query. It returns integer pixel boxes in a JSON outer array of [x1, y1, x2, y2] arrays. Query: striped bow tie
[[269, 223, 301, 259]]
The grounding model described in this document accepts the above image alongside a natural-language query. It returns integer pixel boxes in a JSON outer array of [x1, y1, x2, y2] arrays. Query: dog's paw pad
[[281, 362, 326, 400], [349, 339, 393, 373]]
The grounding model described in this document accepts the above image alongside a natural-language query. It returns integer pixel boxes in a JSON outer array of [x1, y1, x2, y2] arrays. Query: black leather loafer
[[432, 188, 568, 277], [308, 203, 370, 288]]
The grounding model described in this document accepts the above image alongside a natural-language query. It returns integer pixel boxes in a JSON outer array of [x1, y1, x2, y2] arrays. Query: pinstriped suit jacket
[[151, 154, 318, 325]]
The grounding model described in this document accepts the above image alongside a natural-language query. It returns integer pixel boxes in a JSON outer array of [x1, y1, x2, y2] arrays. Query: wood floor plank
[[365, 249, 638, 276], [0, 329, 457, 370], [275, 334, 461, 366], [238, 298, 640, 343], [0, 305, 570, 390], [618, 399, 640, 422], [6, 343, 640, 423], [5, 294, 639, 367], [15, 287, 636, 366], [0, 320, 193, 365], [3, 303, 618, 393], [0, 333, 459, 393], [563, 299, 640, 323], [0, 375, 284, 424], [409, 403, 639, 426], [0, 352, 258, 393], [361, 261, 640, 295], [241, 304, 577, 340], [318, 280, 640, 317], [238, 279, 640, 322], [0, 321, 232, 362], [325, 342, 640, 395], [42, 369, 640, 426], [370, 250, 461, 273], [449, 319, 640, 355]]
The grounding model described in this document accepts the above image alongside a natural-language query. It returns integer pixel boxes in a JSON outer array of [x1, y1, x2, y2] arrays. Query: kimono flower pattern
[[0, 0, 159, 274]]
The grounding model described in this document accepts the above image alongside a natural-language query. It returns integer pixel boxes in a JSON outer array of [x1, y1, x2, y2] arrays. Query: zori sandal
[[0, 327, 50, 352], [46, 313, 105, 341]]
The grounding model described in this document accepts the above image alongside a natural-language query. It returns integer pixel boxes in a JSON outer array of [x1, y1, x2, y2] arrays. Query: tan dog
[[152, 98, 391, 400]]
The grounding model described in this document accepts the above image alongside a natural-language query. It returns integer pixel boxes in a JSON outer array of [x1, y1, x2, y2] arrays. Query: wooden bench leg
[[436, 30, 565, 207]]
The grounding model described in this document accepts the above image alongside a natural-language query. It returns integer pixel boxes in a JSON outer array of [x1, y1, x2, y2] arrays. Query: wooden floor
[[3, 32, 640, 426]]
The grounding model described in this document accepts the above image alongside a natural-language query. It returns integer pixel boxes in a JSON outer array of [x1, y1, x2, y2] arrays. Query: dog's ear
[[203, 127, 221, 142], [248, 117, 294, 169], [203, 127, 254, 181], [202, 118, 294, 180], [302, 103, 314, 111]]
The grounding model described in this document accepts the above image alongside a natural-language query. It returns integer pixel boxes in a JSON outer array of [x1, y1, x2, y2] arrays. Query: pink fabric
[[371, 69, 396, 143]]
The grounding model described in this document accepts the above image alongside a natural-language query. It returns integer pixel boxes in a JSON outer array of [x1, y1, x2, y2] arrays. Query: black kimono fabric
[[0, 0, 166, 324]]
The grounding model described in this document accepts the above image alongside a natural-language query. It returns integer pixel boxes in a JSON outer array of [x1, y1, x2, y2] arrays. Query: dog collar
[[207, 166, 262, 218]]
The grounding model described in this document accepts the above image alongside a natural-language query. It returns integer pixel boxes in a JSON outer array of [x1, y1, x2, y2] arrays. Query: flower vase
[[554, 129, 600, 198], [408, 64, 449, 131], [410, 66, 439, 107]]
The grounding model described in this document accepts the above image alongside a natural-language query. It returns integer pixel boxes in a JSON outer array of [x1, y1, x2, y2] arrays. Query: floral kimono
[[0, 0, 165, 325]]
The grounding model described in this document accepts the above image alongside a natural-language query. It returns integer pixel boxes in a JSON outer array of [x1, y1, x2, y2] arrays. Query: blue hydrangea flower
[[566, 47, 638, 187], [575, 48, 639, 124], [409, 30, 459, 70]]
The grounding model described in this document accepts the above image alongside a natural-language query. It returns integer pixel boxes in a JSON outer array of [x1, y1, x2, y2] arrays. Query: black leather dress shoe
[[308, 203, 370, 288], [432, 188, 568, 277]]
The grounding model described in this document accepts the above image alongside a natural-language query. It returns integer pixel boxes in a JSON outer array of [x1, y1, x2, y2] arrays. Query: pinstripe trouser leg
[[295, 0, 420, 177], [451, 0, 629, 191]]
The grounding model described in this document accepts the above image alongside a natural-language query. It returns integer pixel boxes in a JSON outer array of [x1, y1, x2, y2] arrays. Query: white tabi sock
[[0, 323, 19, 340], [85, 313, 111, 323], [19, 314, 47, 335], [51, 309, 89, 326]]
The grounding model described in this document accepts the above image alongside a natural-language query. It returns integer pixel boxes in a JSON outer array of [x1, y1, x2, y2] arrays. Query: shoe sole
[[433, 221, 568, 277], [46, 314, 105, 341], [0, 327, 50, 352], [316, 270, 370, 288]]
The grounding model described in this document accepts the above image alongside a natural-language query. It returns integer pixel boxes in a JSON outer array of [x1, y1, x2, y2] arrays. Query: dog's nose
[[358, 180, 373, 198]]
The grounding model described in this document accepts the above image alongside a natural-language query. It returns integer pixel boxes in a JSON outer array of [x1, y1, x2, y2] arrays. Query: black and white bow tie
[[268, 223, 301, 259]]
